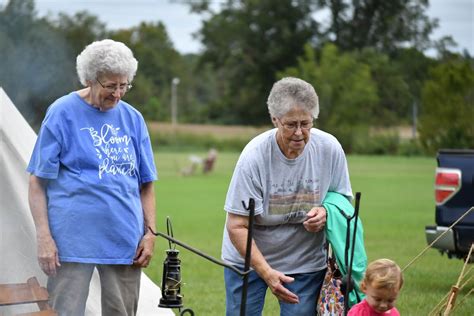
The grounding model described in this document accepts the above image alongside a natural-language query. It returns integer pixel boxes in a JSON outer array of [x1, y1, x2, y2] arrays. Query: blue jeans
[[224, 267, 326, 316]]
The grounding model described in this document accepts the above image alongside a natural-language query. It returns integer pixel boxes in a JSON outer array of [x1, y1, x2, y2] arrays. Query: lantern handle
[[166, 216, 175, 250]]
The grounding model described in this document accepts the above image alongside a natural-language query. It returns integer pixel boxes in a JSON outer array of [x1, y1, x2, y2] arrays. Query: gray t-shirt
[[222, 128, 352, 274]]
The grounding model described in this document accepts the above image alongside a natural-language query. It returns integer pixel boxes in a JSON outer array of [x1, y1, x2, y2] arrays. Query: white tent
[[0, 87, 173, 315]]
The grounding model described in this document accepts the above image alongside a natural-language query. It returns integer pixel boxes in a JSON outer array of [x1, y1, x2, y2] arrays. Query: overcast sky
[[2, 0, 472, 55]]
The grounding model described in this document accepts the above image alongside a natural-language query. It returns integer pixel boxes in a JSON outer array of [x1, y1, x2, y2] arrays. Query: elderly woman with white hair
[[222, 77, 353, 315], [27, 39, 157, 315]]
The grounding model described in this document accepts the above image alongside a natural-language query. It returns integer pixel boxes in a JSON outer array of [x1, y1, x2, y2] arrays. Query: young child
[[348, 258, 403, 315]]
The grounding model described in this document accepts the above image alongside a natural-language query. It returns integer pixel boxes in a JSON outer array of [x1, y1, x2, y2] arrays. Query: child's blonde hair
[[362, 258, 404, 290]]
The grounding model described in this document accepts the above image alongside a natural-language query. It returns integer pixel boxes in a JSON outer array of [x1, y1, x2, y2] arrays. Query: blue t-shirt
[[27, 92, 158, 264]]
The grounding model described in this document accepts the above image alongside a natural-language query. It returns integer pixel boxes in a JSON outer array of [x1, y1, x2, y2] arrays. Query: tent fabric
[[323, 191, 367, 307], [0, 87, 173, 315]]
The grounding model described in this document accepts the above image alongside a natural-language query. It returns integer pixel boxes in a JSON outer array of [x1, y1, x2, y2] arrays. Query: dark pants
[[224, 268, 326, 316]]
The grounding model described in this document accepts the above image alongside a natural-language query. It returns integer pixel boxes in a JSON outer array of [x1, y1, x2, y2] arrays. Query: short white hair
[[76, 39, 138, 86], [267, 77, 319, 119]]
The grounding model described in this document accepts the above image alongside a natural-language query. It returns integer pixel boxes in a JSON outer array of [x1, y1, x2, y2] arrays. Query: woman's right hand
[[37, 235, 61, 276], [262, 268, 299, 304], [226, 213, 299, 303]]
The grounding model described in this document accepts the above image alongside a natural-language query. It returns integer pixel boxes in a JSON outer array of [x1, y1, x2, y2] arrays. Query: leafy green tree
[[179, 54, 220, 123], [51, 11, 107, 56], [191, 0, 319, 125], [124, 73, 164, 121], [0, 0, 74, 128], [317, 0, 438, 54], [0, 1, 209, 125], [419, 57, 474, 152], [188, 0, 441, 125], [280, 43, 379, 152], [111, 22, 188, 122], [355, 48, 412, 124], [391, 47, 436, 110]]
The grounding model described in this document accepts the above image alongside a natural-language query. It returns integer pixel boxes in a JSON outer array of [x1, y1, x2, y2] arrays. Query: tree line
[[1, 0, 472, 153]]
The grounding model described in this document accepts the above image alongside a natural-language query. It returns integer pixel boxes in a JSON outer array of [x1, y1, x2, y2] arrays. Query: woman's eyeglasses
[[96, 78, 132, 93], [277, 117, 313, 132]]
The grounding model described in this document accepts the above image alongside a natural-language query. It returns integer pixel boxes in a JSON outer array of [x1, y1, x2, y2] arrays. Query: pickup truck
[[425, 149, 474, 261]]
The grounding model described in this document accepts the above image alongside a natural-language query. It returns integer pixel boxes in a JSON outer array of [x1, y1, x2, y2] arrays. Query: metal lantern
[[159, 249, 183, 308], [150, 199, 255, 316]]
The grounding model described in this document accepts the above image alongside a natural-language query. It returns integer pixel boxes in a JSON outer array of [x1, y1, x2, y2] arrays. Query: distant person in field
[[221, 77, 353, 315], [348, 259, 403, 316], [181, 148, 218, 176], [27, 39, 157, 315]]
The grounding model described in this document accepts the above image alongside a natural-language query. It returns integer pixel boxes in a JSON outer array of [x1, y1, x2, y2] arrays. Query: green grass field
[[144, 152, 473, 316]]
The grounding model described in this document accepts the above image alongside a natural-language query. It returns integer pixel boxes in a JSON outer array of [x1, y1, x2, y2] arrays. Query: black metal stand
[[342, 192, 361, 316], [240, 198, 255, 316], [149, 198, 255, 316]]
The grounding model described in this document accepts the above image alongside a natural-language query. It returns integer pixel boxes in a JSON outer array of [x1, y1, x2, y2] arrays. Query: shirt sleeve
[[329, 142, 353, 199], [137, 120, 157, 184], [224, 154, 264, 216], [26, 124, 61, 179]]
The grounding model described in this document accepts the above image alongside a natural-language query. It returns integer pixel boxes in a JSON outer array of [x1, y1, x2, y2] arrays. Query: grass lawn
[[144, 151, 473, 315]]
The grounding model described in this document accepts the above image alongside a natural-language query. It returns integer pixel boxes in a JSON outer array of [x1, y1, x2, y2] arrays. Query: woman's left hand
[[134, 232, 156, 267], [303, 206, 327, 232]]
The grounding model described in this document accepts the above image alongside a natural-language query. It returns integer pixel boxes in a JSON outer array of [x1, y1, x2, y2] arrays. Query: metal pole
[[344, 192, 361, 316], [171, 77, 179, 126], [148, 227, 249, 277], [412, 101, 417, 139], [240, 198, 255, 316]]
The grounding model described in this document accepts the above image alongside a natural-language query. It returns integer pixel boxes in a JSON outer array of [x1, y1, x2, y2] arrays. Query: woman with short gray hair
[[222, 77, 352, 315], [267, 77, 319, 119], [76, 39, 137, 87], [28, 39, 157, 315]]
